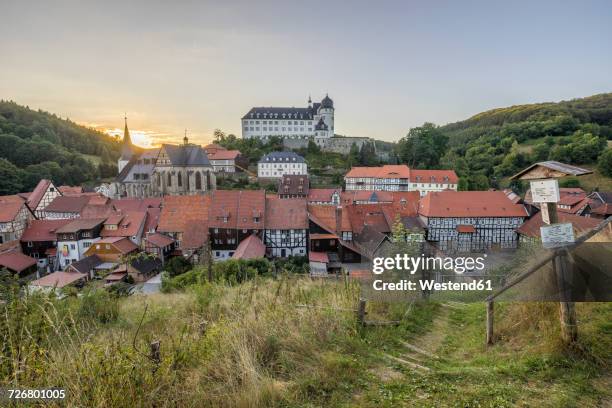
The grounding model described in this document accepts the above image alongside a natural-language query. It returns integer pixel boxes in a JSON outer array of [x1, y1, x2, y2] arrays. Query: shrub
[[165, 256, 192, 277], [78, 289, 119, 324]]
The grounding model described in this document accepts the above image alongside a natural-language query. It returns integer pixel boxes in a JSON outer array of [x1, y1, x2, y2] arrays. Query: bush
[[598, 148, 612, 177], [78, 290, 119, 324], [165, 256, 192, 277]]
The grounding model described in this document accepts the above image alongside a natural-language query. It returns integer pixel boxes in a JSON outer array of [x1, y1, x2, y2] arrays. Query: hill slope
[[434, 93, 612, 191], [0, 100, 120, 194]]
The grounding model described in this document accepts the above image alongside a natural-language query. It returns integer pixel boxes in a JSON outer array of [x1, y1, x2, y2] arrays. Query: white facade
[[242, 95, 334, 141], [257, 152, 308, 179], [57, 237, 100, 269], [264, 229, 307, 258]]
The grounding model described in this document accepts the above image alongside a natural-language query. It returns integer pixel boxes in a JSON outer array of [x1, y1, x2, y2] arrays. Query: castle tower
[[118, 115, 134, 173], [318, 94, 334, 138]]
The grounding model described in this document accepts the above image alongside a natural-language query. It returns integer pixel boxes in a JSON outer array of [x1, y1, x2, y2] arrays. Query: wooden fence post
[[486, 300, 494, 345], [150, 340, 161, 370], [357, 298, 366, 326]]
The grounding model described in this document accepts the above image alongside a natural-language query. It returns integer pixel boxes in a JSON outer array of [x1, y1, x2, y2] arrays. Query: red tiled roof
[[456, 225, 476, 233], [345, 165, 410, 179], [203, 143, 226, 152], [208, 150, 240, 160], [26, 179, 52, 210], [87, 195, 110, 206], [419, 191, 528, 218], [55, 218, 106, 233], [265, 197, 308, 229], [410, 169, 458, 184], [182, 221, 209, 249], [0, 251, 36, 272], [341, 190, 393, 204], [58, 185, 83, 195], [591, 203, 612, 216], [101, 211, 147, 239], [308, 188, 340, 202], [346, 204, 390, 235], [524, 188, 586, 205], [90, 237, 139, 254], [21, 219, 72, 242], [232, 234, 266, 259], [44, 195, 90, 213], [309, 233, 338, 239], [208, 190, 265, 229], [111, 197, 163, 212], [145, 233, 175, 248], [30, 271, 87, 288], [143, 207, 161, 232], [516, 212, 600, 238], [80, 204, 115, 218], [349, 269, 373, 281], [307, 205, 351, 234], [158, 195, 210, 233], [0, 195, 27, 223], [309, 251, 329, 263]]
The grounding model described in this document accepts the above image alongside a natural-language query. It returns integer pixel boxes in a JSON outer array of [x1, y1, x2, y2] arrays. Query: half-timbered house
[[0, 195, 33, 244], [26, 179, 62, 218], [418, 191, 528, 252], [264, 196, 308, 257]]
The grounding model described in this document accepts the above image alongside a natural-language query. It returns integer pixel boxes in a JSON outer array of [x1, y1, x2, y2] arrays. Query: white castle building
[[241, 95, 334, 144]]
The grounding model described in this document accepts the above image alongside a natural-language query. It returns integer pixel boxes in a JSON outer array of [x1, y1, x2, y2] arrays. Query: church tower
[[118, 115, 134, 173]]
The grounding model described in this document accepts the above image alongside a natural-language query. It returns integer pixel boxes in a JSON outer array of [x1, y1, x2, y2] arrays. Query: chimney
[[335, 205, 342, 236]]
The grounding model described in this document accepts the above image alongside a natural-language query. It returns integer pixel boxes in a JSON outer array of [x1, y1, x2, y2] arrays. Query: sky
[[1, 0, 611, 147]]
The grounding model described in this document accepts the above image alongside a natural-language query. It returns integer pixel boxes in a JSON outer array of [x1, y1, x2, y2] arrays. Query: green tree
[[0, 158, 24, 194], [397, 123, 448, 168], [598, 148, 612, 177]]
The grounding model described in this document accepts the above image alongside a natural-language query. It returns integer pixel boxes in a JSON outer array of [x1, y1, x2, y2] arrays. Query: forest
[[396, 93, 612, 191], [0, 101, 120, 195]]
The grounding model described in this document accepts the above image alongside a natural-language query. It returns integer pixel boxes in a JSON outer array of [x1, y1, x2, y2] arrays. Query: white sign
[[541, 223, 575, 248], [530, 180, 560, 203], [530, 179, 560, 203]]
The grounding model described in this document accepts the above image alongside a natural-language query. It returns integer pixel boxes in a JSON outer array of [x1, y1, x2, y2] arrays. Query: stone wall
[[282, 136, 374, 155]]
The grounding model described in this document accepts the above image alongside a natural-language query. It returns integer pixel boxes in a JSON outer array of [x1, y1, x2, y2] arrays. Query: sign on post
[[530, 180, 560, 203], [540, 223, 575, 248]]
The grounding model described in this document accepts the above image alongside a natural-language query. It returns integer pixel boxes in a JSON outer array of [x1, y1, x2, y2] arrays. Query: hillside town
[[1, 102, 611, 295]]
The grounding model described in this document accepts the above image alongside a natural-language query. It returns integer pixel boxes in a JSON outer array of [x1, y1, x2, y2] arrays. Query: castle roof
[[160, 144, 211, 167]]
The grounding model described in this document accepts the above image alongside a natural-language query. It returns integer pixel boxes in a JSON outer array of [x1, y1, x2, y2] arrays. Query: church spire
[[120, 114, 134, 160]]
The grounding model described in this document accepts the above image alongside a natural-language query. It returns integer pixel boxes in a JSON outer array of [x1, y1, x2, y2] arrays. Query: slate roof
[[242, 107, 316, 120], [232, 235, 266, 260], [419, 191, 528, 218], [21, 219, 72, 242], [129, 257, 162, 275], [0, 195, 27, 223], [265, 197, 308, 230], [259, 151, 305, 164], [68, 255, 103, 274], [160, 144, 211, 167]]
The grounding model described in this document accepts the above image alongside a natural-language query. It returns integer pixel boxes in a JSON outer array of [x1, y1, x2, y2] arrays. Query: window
[[27, 241, 33, 247], [195, 172, 202, 189], [167, 173, 172, 187], [70, 244, 76, 250]]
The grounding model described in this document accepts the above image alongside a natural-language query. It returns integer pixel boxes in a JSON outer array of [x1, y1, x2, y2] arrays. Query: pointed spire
[[120, 113, 134, 160], [183, 128, 189, 145]]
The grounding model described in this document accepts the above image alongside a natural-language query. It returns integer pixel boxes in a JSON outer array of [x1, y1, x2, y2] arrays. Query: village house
[[0, 250, 37, 278], [157, 194, 210, 259], [524, 187, 590, 215], [0, 195, 33, 244], [110, 257, 163, 283], [20, 219, 71, 272], [344, 165, 458, 196], [205, 146, 247, 173], [584, 191, 612, 219], [277, 175, 310, 199], [143, 233, 175, 265], [516, 212, 607, 244], [65, 255, 103, 279], [232, 234, 267, 260], [257, 151, 307, 180], [100, 211, 147, 245], [418, 191, 528, 252], [25, 179, 62, 218], [307, 188, 341, 205], [83, 237, 139, 263], [42, 195, 91, 219], [209, 190, 266, 260], [264, 196, 308, 257], [29, 271, 88, 294], [56, 218, 105, 268]]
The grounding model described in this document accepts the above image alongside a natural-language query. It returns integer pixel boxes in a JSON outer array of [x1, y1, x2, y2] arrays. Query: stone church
[[110, 118, 215, 198]]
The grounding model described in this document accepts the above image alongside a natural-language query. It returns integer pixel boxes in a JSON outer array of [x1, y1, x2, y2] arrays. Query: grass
[[1, 276, 609, 407]]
